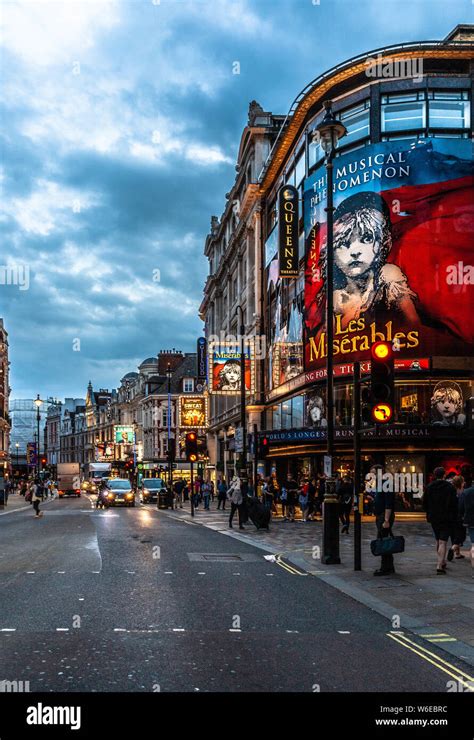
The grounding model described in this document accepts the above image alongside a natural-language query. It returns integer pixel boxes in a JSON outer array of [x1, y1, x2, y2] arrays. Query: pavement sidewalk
[[159, 501, 474, 667], [0, 493, 54, 516]]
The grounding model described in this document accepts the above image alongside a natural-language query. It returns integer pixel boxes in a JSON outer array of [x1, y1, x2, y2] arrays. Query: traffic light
[[370, 341, 394, 423], [41, 457, 47, 469], [185, 432, 198, 462], [258, 436, 269, 459]]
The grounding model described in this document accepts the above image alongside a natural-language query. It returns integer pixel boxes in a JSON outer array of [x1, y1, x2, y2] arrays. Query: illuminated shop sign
[[304, 138, 474, 371], [278, 184, 299, 278]]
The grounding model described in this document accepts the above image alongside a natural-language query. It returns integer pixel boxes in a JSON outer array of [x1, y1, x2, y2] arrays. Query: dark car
[[140, 478, 167, 504], [105, 479, 136, 507]]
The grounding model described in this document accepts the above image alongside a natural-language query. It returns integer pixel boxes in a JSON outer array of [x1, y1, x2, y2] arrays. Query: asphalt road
[[0, 495, 471, 693]]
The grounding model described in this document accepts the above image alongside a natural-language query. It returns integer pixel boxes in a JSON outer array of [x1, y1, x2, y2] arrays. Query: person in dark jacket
[[371, 466, 396, 576], [459, 483, 474, 576], [424, 467, 459, 574], [285, 474, 299, 522], [216, 478, 228, 510], [338, 475, 353, 534]]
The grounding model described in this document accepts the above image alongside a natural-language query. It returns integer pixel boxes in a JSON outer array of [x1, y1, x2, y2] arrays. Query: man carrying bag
[[370, 465, 401, 576]]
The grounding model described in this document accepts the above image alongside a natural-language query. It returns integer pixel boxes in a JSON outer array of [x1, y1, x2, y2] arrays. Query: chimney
[[158, 349, 184, 375]]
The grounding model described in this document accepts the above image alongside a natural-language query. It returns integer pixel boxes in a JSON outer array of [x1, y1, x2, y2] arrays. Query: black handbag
[[370, 534, 405, 556]]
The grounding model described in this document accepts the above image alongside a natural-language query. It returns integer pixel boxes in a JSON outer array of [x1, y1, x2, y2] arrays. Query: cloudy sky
[[1, 0, 470, 400]]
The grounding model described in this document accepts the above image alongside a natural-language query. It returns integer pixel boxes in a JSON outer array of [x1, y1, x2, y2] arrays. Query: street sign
[[324, 455, 332, 477]]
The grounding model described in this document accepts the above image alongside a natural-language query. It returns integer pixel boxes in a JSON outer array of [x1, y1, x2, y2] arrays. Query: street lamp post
[[15, 443, 19, 473], [166, 363, 173, 488], [315, 100, 346, 565], [34, 394, 44, 479], [236, 305, 247, 479]]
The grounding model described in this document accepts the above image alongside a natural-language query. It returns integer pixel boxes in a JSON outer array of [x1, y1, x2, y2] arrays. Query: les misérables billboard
[[304, 138, 474, 371]]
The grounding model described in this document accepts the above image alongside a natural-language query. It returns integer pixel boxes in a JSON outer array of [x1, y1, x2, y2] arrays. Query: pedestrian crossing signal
[[185, 432, 198, 462]]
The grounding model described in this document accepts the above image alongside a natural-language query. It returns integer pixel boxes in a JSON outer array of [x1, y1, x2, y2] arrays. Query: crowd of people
[[168, 466, 474, 578]]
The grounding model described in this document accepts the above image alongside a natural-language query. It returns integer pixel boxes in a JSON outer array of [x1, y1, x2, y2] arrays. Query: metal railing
[[258, 39, 474, 184]]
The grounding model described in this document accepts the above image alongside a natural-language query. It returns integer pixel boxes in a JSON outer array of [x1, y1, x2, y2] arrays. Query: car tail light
[[75, 489, 81, 493]]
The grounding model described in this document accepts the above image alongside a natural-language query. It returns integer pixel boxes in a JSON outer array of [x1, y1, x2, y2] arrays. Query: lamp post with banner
[[314, 101, 346, 565]]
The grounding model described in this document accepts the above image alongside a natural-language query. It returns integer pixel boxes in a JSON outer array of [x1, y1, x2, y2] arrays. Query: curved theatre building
[[257, 25, 474, 504]]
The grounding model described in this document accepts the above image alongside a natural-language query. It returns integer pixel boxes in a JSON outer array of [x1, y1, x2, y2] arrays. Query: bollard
[[322, 477, 341, 564]]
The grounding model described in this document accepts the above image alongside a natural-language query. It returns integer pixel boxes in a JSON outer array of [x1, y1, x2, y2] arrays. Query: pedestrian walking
[[299, 479, 309, 521], [262, 477, 275, 511], [371, 465, 396, 576], [306, 477, 317, 521], [280, 486, 287, 518], [448, 475, 467, 561], [217, 478, 227, 510], [285, 473, 298, 522], [201, 479, 211, 510], [193, 476, 201, 509], [459, 480, 474, 577], [424, 467, 459, 575], [31, 480, 43, 518], [338, 475, 353, 534], [173, 478, 185, 508], [227, 475, 244, 529]]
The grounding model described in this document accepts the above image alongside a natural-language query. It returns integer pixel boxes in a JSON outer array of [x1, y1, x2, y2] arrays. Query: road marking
[[57, 571, 66, 574], [266, 573, 274, 576], [173, 628, 185, 632], [26, 571, 35, 574], [233, 573, 241, 576], [56, 628, 69, 632], [387, 632, 474, 690], [1, 628, 16, 632], [419, 632, 457, 643], [197, 572, 206, 575], [92, 571, 101, 574], [229, 629, 241, 632], [78, 598, 84, 601], [275, 554, 307, 576], [125, 571, 136, 574], [338, 631, 351, 634], [114, 628, 127, 632], [286, 630, 299, 634], [164, 571, 173, 574]]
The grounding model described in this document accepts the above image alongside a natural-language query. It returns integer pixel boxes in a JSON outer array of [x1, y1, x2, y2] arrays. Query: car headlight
[[107, 493, 114, 499], [125, 492, 133, 499]]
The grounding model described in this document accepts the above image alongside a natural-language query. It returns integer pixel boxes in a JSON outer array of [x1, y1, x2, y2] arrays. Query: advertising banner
[[179, 397, 207, 428], [114, 425, 135, 444], [304, 138, 474, 371], [26, 442, 37, 467], [208, 343, 253, 395]]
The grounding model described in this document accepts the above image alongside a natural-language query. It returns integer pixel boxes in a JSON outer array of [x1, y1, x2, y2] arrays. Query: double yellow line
[[387, 631, 474, 690], [274, 553, 308, 576]]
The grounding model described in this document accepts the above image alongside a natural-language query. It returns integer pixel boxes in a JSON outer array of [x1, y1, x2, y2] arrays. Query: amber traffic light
[[185, 432, 198, 462], [370, 342, 394, 423]]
